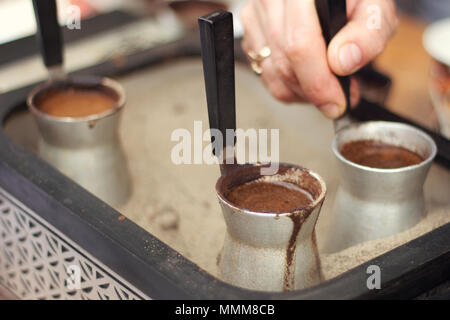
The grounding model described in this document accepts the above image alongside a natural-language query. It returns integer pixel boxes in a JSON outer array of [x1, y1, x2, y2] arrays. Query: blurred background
[[0, 0, 449, 134]]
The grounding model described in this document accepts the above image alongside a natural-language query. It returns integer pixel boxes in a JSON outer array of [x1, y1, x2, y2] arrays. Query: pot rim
[[27, 75, 126, 123], [215, 163, 327, 218], [332, 121, 437, 173]]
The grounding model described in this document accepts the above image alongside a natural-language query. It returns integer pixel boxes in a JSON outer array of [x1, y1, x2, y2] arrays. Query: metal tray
[[0, 14, 449, 300]]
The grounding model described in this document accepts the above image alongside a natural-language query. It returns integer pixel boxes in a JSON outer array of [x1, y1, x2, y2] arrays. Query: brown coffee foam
[[35, 86, 117, 118], [226, 180, 313, 213], [340, 140, 424, 169]]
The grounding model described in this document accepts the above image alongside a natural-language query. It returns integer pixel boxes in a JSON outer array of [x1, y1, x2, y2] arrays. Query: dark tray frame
[[0, 12, 449, 299]]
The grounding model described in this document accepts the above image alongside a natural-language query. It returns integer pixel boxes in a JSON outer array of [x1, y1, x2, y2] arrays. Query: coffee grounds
[[226, 180, 313, 213], [36, 86, 116, 118], [340, 140, 424, 169]]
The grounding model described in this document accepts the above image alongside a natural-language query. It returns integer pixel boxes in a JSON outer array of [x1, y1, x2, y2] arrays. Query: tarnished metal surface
[[324, 121, 437, 253], [27, 76, 131, 208], [216, 164, 326, 292]]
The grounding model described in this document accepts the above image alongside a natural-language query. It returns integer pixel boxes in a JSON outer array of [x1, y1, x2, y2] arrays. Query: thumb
[[327, 0, 398, 76]]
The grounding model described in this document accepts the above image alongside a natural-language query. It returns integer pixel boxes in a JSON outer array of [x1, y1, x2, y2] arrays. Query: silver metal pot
[[323, 121, 437, 253], [27, 76, 131, 208], [216, 164, 326, 292]]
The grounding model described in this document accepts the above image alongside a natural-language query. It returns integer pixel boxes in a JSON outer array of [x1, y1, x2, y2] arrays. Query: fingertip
[[329, 42, 363, 76], [339, 43, 363, 74], [318, 103, 345, 119]]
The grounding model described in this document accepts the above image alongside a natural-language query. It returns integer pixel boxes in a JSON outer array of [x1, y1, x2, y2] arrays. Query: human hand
[[240, 0, 398, 118]]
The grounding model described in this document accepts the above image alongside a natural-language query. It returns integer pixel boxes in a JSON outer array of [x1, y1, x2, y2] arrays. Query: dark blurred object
[[32, 0, 64, 79], [168, 0, 227, 30], [0, 11, 137, 67], [355, 63, 392, 105], [396, 0, 450, 22]]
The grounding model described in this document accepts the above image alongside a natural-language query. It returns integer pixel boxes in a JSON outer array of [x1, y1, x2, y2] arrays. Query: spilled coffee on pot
[[340, 140, 424, 169], [226, 180, 314, 213]]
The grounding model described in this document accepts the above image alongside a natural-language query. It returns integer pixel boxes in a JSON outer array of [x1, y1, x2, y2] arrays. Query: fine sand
[[115, 59, 450, 282], [5, 59, 449, 286]]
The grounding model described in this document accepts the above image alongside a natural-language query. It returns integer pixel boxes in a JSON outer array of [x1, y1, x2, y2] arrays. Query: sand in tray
[[3, 59, 449, 284], [112, 59, 450, 283], [5, 59, 445, 285]]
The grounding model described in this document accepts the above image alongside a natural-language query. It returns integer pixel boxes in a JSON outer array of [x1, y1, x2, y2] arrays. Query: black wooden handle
[[315, 0, 351, 117], [199, 10, 236, 156], [32, 0, 63, 68]]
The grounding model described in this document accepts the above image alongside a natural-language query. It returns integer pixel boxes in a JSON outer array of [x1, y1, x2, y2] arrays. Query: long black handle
[[199, 10, 236, 159], [315, 0, 351, 118], [32, 0, 63, 68]]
